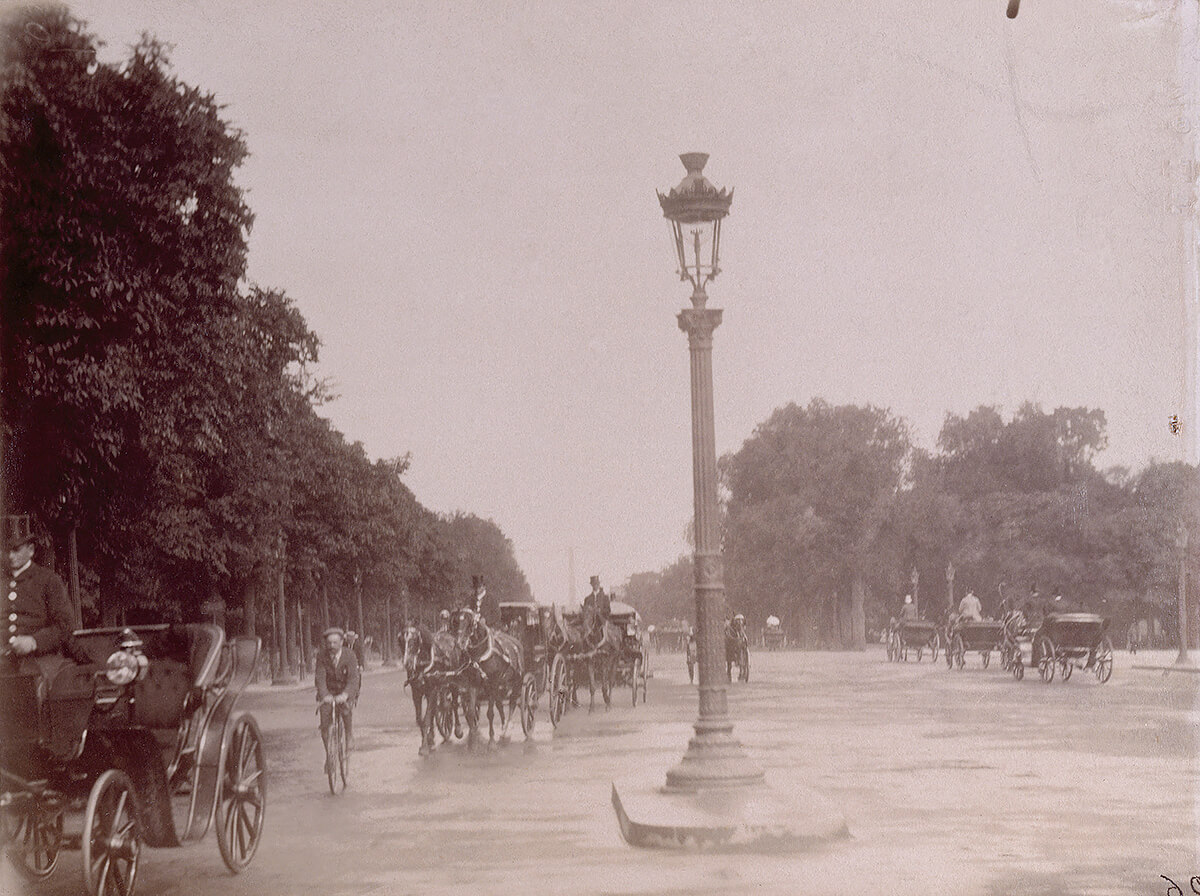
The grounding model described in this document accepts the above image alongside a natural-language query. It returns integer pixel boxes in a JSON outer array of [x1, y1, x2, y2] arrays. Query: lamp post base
[[664, 718, 764, 791], [612, 768, 848, 853]]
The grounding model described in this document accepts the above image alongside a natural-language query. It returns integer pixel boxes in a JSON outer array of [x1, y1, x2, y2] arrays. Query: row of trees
[[626, 400, 1198, 650], [0, 7, 530, 672]]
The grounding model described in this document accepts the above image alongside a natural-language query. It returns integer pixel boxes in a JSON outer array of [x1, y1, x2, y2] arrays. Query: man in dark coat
[[5, 515, 75, 685], [581, 575, 610, 628], [472, 575, 500, 629], [316, 627, 361, 765]]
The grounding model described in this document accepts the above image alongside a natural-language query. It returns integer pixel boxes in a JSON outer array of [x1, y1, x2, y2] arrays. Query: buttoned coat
[[315, 647, 361, 703], [7, 562, 73, 655]]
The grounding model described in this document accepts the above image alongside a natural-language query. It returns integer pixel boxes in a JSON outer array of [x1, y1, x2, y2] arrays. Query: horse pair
[[400, 609, 526, 755]]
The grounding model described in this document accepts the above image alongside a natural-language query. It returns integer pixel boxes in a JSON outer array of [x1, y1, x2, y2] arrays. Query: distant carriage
[[607, 602, 649, 707], [1003, 612, 1113, 684], [945, 619, 1005, 670], [1, 624, 265, 896], [499, 601, 552, 732], [887, 619, 940, 663], [763, 616, 784, 651]]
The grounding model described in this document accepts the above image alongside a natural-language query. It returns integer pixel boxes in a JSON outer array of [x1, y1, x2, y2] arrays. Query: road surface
[[7, 647, 1197, 895]]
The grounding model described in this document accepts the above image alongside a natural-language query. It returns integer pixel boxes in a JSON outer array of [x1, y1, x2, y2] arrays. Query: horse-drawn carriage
[[887, 619, 940, 662], [1002, 612, 1113, 684], [1, 624, 265, 896], [545, 604, 621, 725], [945, 619, 1005, 669], [763, 616, 784, 651], [607, 601, 648, 706]]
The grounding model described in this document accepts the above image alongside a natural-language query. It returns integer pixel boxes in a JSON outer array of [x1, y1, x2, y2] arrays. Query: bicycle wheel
[[338, 709, 350, 790], [327, 712, 347, 795]]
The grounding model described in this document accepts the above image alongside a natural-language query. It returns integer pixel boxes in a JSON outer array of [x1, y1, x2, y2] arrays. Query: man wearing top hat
[[581, 575, 610, 621], [316, 626, 360, 764], [472, 575, 500, 629], [4, 514, 75, 685]]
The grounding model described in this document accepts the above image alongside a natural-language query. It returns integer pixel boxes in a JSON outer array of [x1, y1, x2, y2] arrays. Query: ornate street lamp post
[[655, 153, 761, 791], [612, 153, 845, 850]]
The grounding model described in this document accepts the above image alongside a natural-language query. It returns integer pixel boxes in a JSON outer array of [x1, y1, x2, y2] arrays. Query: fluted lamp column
[[611, 153, 847, 851]]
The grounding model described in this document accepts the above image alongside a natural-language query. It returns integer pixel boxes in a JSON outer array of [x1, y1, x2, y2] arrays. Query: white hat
[[904, 595, 913, 604]]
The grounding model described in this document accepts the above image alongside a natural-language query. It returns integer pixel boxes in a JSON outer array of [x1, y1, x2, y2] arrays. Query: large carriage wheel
[[548, 654, 567, 728], [3, 795, 63, 881], [886, 632, 896, 662], [1093, 637, 1114, 683], [1012, 659, 1024, 681], [519, 673, 538, 737], [216, 714, 266, 873], [82, 770, 141, 896], [1058, 654, 1073, 682], [981, 651, 991, 670], [630, 656, 642, 706], [929, 632, 940, 663], [951, 635, 965, 670], [1036, 636, 1056, 684]]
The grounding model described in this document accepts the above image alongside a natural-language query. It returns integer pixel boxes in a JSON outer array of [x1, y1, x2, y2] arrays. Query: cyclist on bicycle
[[316, 627, 360, 772]]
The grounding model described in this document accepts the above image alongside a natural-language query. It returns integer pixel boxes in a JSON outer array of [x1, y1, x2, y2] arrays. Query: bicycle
[[320, 698, 351, 794]]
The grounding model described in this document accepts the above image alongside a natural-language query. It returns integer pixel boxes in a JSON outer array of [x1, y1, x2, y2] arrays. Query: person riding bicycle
[[316, 627, 360, 770]]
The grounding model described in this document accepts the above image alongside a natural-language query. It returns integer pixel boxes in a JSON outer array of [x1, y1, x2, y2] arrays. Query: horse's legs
[[464, 686, 482, 751], [452, 691, 463, 739]]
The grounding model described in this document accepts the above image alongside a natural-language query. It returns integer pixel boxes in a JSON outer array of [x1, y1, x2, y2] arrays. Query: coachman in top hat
[[4, 514, 75, 684]]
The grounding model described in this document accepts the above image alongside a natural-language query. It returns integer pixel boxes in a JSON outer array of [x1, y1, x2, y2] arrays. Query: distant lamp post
[[612, 152, 846, 851], [1177, 522, 1191, 665]]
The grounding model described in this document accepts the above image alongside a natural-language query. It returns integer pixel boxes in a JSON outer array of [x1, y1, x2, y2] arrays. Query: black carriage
[[499, 601, 550, 735], [945, 619, 1005, 670], [607, 601, 648, 707], [887, 619, 940, 663], [1010, 613, 1113, 684], [1, 624, 265, 896]]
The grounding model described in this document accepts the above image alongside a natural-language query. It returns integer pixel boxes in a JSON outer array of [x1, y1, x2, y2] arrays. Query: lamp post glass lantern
[[657, 153, 761, 791]]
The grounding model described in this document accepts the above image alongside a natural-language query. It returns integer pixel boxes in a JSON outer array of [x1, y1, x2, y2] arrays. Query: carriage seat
[[133, 624, 224, 729]]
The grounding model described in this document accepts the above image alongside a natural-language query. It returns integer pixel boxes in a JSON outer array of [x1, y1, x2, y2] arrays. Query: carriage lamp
[[657, 153, 732, 308], [105, 650, 143, 685]]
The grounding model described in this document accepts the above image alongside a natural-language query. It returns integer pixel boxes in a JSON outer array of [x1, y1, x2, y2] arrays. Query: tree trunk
[[848, 572, 867, 650], [242, 577, 257, 639]]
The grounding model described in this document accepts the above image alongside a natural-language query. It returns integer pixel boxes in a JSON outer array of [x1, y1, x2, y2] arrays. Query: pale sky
[[26, 0, 1195, 603]]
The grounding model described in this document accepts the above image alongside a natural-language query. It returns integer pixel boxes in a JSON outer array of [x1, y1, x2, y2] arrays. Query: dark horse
[[401, 621, 465, 755], [453, 608, 526, 748]]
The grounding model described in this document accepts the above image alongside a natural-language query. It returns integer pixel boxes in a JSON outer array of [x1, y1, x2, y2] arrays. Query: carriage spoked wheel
[[630, 656, 642, 707], [886, 632, 896, 662], [1036, 636, 1056, 684], [548, 654, 567, 728], [1093, 637, 1114, 683], [3, 795, 63, 881], [216, 714, 266, 873], [981, 651, 990, 670], [951, 635, 965, 670], [929, 634, 940, 663], [82, 770, 141, 896], [1057, 654, 1073, 682], [519, 673, 538, 737], [1012, 659, 1024, 681]]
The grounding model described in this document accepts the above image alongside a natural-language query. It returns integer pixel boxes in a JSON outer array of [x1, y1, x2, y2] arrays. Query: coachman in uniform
[[472, 575, 500, 629], [4, 514, 74, 687]]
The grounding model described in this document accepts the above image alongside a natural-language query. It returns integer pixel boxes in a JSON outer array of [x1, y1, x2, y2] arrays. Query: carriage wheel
[[1036, 637, 1056, 683], [216, 714, 266, 873], [740, 649, 750, 682], [520, 673, 537, 737], [951, 635, 965, 670], [630, 657, 642, 706], [638, 654, 649, 703], [1013, 659, 1024, 681], [916, 646, 923, 662], [82, 770, 141, 896], [548, 654, 567, 728], [886, 633, 896, 662], [981, 651, 990, 670], [4, 797, 63, 881], [930, 633, 940, 663], [1058, 655, 1073, 682], [1094, 637, 1113, 683]]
